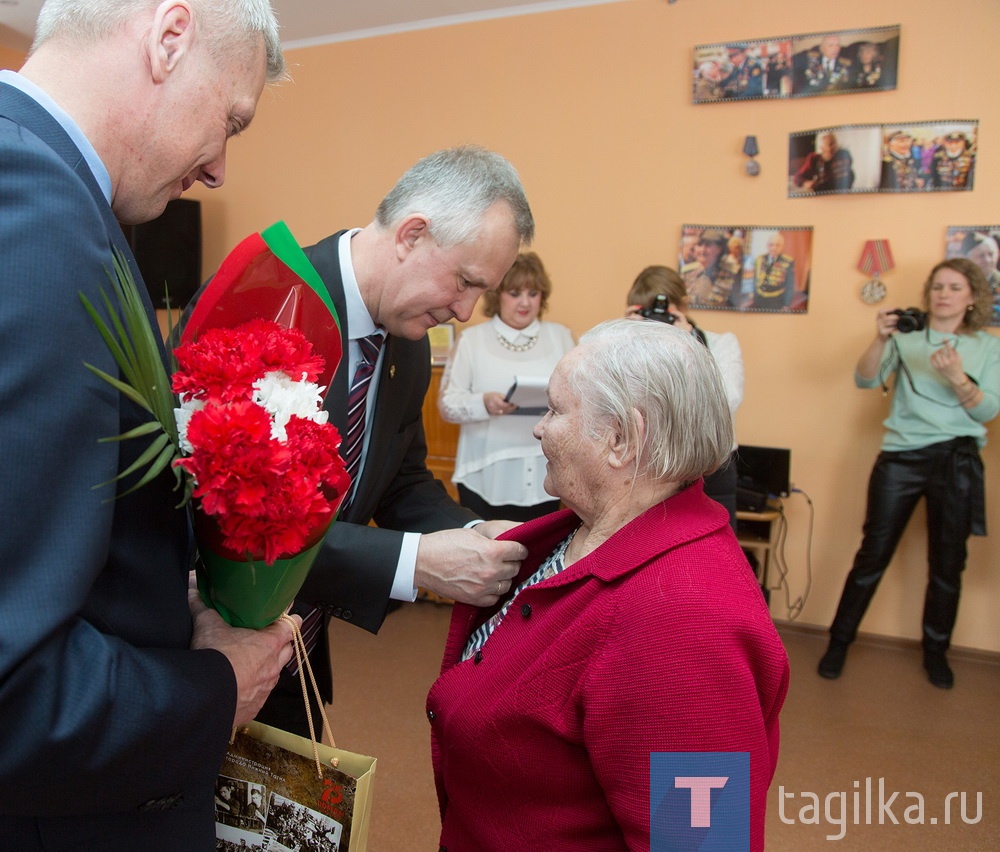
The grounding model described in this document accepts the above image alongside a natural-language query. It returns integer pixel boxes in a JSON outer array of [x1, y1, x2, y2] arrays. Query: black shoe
[[818, 639, 849, 679], [923, 651, 954, 689]]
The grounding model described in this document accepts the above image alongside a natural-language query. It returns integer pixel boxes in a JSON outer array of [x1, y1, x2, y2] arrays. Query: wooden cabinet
[[422, 365, 460, 501], [736, 506, 782, 604]]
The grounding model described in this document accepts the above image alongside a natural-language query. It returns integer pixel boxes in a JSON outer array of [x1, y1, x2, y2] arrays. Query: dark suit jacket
[[0, 83, 235, 850], [295, 232, 476, 640]]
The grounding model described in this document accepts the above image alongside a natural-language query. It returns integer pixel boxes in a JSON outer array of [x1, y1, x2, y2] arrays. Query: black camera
[[889, 307, 927, 334], [639, 294, 678, 325]]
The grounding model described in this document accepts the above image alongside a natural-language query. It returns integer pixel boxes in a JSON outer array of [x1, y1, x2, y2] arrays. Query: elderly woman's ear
[[606, 410, 644, 469]]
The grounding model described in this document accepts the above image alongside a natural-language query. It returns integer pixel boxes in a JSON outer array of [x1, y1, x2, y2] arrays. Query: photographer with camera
[[819, 258, 1000, 688], [626, 265, 744, 529]]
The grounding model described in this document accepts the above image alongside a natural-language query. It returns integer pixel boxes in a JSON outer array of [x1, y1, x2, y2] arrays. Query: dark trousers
[[457, 483, 561, 524], [830, 441, 980, 652]]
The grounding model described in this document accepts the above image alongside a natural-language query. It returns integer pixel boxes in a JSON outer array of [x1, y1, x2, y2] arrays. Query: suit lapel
[[0, 83, 141, 285], [304, 232, 351, 439]]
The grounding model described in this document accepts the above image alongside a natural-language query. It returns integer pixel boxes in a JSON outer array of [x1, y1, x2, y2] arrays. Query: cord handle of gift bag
[[279, 613, 339, 778]]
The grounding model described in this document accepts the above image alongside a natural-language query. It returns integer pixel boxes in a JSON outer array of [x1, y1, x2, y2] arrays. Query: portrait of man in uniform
[[788, 125, 881, 197], [880, 129, 925, 191], [791, 131, 855, 194], [683, 227, 744, 309], [752, 232, 797, 311], [927, 131, 976, 191], [797, 34, 852, 92], [743, 228, 813, 313], [720, 44, 764, 100]]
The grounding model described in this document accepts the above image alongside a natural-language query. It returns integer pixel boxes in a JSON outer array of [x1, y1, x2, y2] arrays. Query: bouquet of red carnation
[[83, 222, 349, 629], [173, 319, 345, 565], [172, 317, 349, 626], [177, 222, 349, 628]]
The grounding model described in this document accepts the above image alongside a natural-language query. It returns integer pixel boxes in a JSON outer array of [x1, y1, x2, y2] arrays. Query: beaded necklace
[[496, 332, 538, 353]]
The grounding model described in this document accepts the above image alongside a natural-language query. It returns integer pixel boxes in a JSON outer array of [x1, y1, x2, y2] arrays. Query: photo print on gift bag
[[214, 775, 269, 849], [788, 120, 978, 197], [945, 225, 1000, 326], [693, 25, 898, 104], [680, 225, 813, 314]]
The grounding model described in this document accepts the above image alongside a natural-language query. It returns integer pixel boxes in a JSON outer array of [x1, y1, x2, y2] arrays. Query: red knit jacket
[[428, 483, 789, 851]]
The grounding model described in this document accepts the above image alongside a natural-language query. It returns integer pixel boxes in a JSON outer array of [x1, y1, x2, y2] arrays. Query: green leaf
[[96, 420, 165, 442], [80, 247, 183, 498]]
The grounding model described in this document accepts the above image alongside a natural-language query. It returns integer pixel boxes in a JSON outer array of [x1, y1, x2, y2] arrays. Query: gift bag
[[214, 721, 376, 851], [213, 617, 376, 851]]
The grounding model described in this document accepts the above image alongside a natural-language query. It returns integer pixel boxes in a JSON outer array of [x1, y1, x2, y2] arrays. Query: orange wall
[[13, 2, 1000, 651], [0, 44, 24, 70]]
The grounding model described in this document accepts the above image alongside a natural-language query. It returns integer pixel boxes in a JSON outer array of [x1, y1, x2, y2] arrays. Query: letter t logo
[[674, 776, 729, 827]]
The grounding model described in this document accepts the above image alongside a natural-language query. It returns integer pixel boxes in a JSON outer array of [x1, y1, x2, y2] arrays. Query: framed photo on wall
[[790, 27, 899, 96], [945, 226, 1000, 326], [679, 225, 813, 314], [428, 322, 456, 365], [788, 120, 978, 197], [693, 25, 899, 104]]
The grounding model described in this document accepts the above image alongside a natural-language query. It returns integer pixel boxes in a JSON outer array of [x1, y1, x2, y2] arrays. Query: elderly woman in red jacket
[[427, 318, 789, 851]]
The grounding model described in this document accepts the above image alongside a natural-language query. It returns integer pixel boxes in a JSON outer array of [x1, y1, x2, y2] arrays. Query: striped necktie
[[342, 332, 385, 506], [283, 332, 384, 677]]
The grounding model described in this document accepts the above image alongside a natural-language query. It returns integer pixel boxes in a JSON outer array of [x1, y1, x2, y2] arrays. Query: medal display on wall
[[857, 239, 893, 304]]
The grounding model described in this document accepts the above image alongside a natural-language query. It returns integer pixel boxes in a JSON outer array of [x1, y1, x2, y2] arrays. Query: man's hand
[[188, 584, 300, 728], [474, 519, 522, 539], [414, 527, 527, 606]]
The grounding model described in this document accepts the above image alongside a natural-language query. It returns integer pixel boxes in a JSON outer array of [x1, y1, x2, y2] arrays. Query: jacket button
[[474, 650, 483, 664], [333, 607, 343, 618], [342, 610, 352, 620], [427, 709, 436, 721], [521, 604, 532, 618]]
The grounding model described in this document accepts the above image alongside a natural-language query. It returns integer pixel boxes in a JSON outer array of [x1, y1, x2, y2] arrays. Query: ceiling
[[0, 0, 625, 52]]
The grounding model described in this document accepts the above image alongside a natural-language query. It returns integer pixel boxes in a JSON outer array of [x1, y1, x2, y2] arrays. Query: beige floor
[[325, 600, 999, 850]]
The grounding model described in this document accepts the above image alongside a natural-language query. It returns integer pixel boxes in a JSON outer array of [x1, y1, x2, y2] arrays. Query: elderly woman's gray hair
[[567, 318, 733, 483]]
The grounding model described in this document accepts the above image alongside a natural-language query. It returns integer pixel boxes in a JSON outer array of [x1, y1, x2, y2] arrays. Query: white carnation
[[253, 371, 329, 442], [173, 395, 205, 455]]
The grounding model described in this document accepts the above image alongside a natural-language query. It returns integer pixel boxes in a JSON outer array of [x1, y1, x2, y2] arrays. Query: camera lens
[[891, 308, 926, 334]]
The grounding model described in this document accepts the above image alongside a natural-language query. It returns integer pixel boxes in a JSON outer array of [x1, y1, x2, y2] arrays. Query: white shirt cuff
[[390, 532, 421, 601]]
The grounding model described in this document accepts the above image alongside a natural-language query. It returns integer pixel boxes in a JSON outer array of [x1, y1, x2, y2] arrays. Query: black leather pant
[[830, 439, 983, 652]]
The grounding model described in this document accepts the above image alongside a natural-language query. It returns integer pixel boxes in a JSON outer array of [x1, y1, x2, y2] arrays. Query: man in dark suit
[[250, 147, 534, 735], [0, 3, 298, 850]]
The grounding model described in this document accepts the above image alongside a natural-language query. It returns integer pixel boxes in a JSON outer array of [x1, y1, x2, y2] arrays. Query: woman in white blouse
[[439, 252, 576, 521], [626, 265, 745, 529]]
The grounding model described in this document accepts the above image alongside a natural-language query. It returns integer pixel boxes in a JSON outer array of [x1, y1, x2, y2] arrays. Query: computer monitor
[[735, 445, 791, 500]]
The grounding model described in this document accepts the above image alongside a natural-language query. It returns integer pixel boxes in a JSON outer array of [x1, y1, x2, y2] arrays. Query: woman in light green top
[[819, 258, 1000, 689]]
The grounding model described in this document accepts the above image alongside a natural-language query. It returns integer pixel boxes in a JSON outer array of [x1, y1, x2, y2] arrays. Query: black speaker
[[121, 198, 202, 310]]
